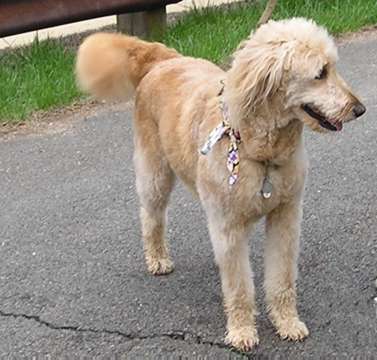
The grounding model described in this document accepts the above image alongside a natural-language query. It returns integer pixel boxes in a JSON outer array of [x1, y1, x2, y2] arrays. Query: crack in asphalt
[[0, 309, 244, 356]]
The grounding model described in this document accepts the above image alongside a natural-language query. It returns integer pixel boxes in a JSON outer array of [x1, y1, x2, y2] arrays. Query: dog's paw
[[146, 256, 174, 275], [225, 326, 259, 352], [274, 317, 309, 341]]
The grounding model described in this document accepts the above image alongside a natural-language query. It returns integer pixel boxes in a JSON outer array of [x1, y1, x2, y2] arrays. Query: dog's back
[[76, 33, 225, 191]]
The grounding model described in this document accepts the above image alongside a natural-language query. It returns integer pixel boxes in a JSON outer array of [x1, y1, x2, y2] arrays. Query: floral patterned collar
[[200, 82, 241, 186], [200, 81, 273, 199]]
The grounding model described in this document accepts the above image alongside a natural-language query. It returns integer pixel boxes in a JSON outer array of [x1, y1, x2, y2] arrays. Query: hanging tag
[[262, 177, 273, 199]]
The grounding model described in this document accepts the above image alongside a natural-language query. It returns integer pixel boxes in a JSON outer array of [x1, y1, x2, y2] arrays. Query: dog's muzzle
[[302, 104, 343, 131], [301, 101, 366, 132]]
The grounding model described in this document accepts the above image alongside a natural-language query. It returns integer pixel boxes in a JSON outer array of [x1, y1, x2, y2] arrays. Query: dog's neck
[[221, 84, 304, 165], [223, 85, 304, 165], [237, 107, 304, 165]]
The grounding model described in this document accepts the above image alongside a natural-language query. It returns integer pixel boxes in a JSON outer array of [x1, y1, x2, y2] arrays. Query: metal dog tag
[[262, 177, 273, 199]]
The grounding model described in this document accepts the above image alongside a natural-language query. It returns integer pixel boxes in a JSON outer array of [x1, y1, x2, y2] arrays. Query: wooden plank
[[0, 0, 179, 37]]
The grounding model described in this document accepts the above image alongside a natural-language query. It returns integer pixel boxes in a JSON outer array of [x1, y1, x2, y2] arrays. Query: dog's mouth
[[301, 104, 343, 131]]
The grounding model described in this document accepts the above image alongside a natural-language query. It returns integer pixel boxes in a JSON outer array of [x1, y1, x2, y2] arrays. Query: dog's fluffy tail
[[76, 32, 179, 101]]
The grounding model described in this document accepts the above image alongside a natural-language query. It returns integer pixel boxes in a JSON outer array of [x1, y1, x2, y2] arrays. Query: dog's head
[[226, 18, 366, 132]]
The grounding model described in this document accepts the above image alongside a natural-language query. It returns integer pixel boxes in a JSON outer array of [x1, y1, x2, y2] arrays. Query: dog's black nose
[[353, 103, 366, 117]]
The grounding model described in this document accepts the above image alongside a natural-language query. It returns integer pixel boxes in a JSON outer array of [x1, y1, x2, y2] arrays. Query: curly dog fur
[[76, 18, 365, 351]]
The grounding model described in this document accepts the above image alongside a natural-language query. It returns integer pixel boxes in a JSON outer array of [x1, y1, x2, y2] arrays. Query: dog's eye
[[315, 66, 327, 80]]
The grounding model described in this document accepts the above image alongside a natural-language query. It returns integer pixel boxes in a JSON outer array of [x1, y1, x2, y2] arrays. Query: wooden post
[[257, 0, 278, 28], [117, 6, 167, 40]]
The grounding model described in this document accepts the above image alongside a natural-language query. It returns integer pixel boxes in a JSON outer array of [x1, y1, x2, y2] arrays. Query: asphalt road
[[1, 37, 377, 360]]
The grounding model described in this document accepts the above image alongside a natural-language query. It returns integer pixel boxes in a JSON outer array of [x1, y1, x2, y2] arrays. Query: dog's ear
[[226, 40, 291, 125]]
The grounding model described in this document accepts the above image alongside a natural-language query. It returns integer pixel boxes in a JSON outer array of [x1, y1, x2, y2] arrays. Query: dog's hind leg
[[133, 108, 175, 276], [264, 199, 309, 341], [206, 215, 259, 351]]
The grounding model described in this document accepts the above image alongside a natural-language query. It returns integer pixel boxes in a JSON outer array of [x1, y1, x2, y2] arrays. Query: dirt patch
[[0, 99, 132, 141], [336, 25, 377, 44]]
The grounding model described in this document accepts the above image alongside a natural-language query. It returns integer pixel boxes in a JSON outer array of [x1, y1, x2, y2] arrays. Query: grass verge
[[1, 0, 377, 124], [163, 0, 377, 63], [0, 38, 80, 124]]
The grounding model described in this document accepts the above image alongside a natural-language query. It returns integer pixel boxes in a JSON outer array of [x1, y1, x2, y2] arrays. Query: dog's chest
[[236, 161, 305, 219]]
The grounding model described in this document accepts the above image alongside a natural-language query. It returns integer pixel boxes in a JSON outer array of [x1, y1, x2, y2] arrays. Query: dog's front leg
[[264, 198, 309, 341], [207, 218, 259, 351]]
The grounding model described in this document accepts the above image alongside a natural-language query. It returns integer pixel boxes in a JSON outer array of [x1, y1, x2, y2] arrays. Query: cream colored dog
[[76, 18, 365, 351]]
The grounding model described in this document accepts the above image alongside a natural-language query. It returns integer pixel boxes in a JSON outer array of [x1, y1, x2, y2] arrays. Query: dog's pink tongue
[[335, 122, 343, 131]]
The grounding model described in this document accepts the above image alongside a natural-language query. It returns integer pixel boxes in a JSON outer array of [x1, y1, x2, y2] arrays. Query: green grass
[[0, 38, 81, 124], [2, 0, 377, 124], [163, 0, 377, 63]]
